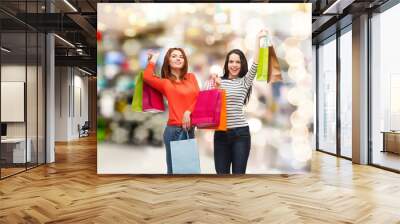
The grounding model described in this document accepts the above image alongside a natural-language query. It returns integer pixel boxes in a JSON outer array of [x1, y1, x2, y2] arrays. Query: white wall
[[55, 67, 89, 141], [72, 73, 89, 138], [55, 67, 69, 141]]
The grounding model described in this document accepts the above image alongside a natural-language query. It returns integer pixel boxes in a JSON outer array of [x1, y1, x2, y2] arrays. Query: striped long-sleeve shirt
[[220, 63, 258, 129]]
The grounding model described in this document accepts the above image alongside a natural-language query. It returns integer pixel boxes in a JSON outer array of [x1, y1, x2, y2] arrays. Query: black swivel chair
[[79, 121, 90, 138]]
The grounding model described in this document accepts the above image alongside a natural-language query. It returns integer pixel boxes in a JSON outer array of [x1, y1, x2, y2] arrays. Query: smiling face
[[161, 48, 188, 80], [227, 53, 241, 79], [168, 50, 185, 70]]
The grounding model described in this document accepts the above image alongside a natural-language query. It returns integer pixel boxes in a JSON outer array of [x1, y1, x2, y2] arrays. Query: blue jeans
[[214, 126, 251, 174], [163, 126, 195, 174]]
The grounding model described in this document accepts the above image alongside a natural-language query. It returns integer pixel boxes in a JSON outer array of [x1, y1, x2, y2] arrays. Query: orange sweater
[[143, 62, 199, 126]]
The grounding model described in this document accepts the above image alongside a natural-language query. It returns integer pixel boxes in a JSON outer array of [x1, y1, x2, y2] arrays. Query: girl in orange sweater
[[144, 48, 199, 174]]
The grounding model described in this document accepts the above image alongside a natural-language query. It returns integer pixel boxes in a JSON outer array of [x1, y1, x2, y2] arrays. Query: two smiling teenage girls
[[143, 29, 268, 174]]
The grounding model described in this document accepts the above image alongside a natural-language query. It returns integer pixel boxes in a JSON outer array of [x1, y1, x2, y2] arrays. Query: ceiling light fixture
[[1, 47, 11, 53], [54, 34, 75, 48], [78, 67, 93, 76], [63, 0, 78, 12], [322, 0, 354, 15]]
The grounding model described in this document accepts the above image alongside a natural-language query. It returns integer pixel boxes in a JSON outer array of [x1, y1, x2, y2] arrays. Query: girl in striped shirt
[[212, 29, 268, 174]]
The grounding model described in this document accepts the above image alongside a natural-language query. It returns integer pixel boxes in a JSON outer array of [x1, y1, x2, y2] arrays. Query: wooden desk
[[381, 131, 400, 154]]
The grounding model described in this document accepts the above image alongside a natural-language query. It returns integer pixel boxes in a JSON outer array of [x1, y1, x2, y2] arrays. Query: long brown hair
[[161, 48, 188, 81]]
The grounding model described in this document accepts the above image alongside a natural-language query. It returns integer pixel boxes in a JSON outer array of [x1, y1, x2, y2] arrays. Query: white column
[[46, 1, 55, 163]]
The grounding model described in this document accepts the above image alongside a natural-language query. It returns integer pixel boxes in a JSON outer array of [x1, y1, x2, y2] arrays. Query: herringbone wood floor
[[1, 135, 400, 224]]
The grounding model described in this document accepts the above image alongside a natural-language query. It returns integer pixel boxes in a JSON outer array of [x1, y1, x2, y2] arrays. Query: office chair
[[79, 121, 90, 138]]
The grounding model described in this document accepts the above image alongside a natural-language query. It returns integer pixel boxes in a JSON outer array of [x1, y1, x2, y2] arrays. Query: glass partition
[[0, 1, 46, 179], [339, 28, 352, 158], [371, 4, 400, 171], [317, 36, 337, 155]]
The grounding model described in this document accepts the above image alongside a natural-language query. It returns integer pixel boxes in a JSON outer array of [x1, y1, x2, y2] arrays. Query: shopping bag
[[142, 82, 165, 112], [256, 45, 269, 81], [191, 89, 222, 128], [267, 46, 282, 83], [170, 131, 201, 174], [215, 90, 227, 131], [132, 71, 143, 112], [205, 90, 227, 131]]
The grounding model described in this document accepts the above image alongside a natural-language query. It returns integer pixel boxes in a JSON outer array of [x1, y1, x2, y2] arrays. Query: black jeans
[[214, 126, 251, 174]]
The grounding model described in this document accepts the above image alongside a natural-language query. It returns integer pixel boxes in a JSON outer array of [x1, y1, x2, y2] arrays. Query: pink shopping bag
[[191, 89, 222, 128], [142, 82, 165, 112]]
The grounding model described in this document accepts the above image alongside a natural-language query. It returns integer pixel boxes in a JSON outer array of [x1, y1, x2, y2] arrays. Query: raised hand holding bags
[[256, 36, 283, 83]]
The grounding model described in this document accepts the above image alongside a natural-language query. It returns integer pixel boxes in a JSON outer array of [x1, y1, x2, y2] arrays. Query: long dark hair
[[161, 48, 188, 81], [222, 49, 252, 105]]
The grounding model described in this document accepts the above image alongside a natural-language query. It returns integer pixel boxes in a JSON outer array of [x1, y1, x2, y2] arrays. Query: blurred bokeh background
[[97, 3, 313, 174]]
